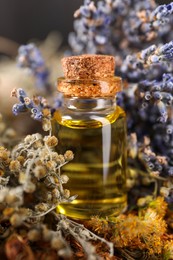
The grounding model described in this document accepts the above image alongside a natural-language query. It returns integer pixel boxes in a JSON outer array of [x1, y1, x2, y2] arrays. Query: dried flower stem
[[55, 214, 114, 257]]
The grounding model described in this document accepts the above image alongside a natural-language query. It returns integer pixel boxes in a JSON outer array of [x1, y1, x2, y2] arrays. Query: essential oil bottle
[[52, 54, 127, 219]]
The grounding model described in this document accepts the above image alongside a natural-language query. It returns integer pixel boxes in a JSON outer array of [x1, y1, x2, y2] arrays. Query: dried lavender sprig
[[122, 1, 157, 44], [137, 73, 173, 123], [127, 126, 173, 179], [117, 81, 173, 158], [141, 142, 168, 179], [121, 40, 173, 81], [137, 136, 173, 205], [151, 2, 173, 27], [123, 1, 173, 45], [151, 120, 173, 166], [142, 40, 173, 64], [69, 0, 138, 56], [69, 0, 173, 65], [126, 134, 172, 203], [11, 88, 44, 121], [11, 88, 62, 123], [119, 91, 173, 179], [17, 43, 50, 91], [69, 0, 115, 55]]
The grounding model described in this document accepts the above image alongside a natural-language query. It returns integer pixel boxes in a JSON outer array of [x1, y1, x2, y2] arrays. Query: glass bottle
[[52, 55, 127, 219]]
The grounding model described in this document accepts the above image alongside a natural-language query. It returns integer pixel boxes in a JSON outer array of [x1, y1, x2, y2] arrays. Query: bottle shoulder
[[52, 105, 125, 129]]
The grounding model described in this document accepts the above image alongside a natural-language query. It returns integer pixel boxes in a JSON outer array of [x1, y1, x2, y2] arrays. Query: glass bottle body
[[52, 96, 127, 219]]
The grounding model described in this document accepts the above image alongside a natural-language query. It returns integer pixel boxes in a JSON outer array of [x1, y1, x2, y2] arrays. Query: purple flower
[[11, 88, 44, 121], [17, 44, 50, 91]]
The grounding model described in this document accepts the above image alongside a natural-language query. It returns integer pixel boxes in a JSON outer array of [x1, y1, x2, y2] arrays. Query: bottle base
[[57, 195, 127, 220]]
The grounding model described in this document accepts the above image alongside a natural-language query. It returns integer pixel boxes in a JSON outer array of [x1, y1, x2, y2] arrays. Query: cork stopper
[[61, 54, 115, 79], [58, 54, 122, 97]]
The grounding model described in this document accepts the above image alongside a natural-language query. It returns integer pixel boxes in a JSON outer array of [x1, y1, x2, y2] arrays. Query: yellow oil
[[52, 105, 127, 219]]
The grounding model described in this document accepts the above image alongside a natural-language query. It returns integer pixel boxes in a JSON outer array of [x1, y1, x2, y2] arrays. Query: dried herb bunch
[[0, 116, 114, 259]]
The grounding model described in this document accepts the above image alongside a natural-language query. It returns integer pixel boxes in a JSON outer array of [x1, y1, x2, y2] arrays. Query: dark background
[[0, 0, 171, 48], [0, 0, 83, 47]]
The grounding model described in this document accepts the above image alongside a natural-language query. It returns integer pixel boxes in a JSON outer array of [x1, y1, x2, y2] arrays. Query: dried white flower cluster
[[0, 115, 112, 259]]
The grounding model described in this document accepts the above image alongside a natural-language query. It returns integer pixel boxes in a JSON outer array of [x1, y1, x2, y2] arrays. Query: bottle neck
[[57, 77, 122, 98], [62, 96, 117, 111]]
